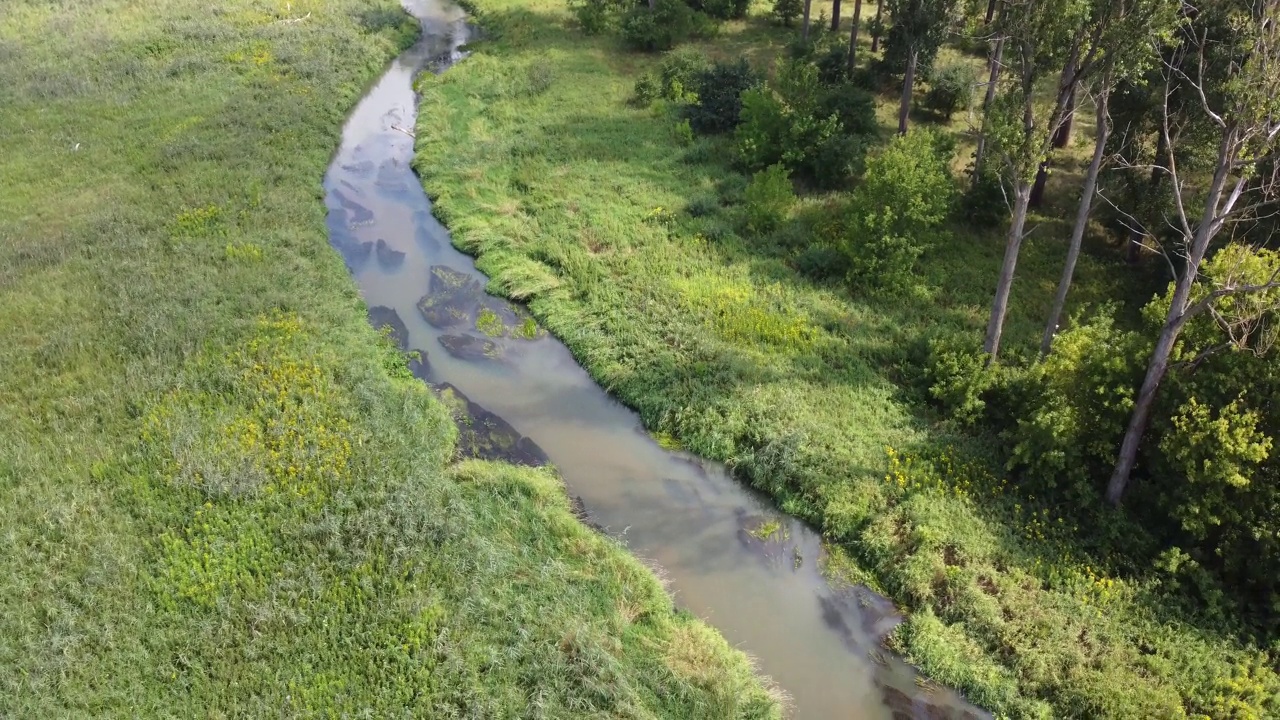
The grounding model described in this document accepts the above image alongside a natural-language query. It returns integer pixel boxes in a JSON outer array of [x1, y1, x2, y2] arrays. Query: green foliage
[[631, 72, 660, 106], [923, 63, 974, 119], [772, 0, 803, 26], [1160, 397, 1271, 531], [841, 131, 956, 291], [735, 59, 870, 188], [659, 46, 708, 100], [1007, 311, 1144, 500], [686, 59, 761, 134], [744, 164, 795, 233], [958, 166, 1007, 228], [569, 0, 628, 33], [882, 0, 957, 78], [620, 0, 699, 51], [689, 0, 750, 20]]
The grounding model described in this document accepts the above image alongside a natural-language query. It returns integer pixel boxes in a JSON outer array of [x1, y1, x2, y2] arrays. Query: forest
[[415, 0, 1280, 714]]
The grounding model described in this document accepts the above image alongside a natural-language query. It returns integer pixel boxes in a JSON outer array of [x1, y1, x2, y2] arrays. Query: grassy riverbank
[[0, 0, 780, 716], [413, 0, 1280, 716]]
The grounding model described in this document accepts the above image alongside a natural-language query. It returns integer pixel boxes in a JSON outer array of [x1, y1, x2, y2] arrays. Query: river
[[323, 2, 985, 717]]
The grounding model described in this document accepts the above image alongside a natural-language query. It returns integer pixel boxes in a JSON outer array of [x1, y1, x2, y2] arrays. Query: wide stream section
[[324, 2, 985, 717]]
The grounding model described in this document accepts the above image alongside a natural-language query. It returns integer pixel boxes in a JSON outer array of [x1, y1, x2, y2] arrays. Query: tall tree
[[1107, 0, 1280, 504], [803, 0, 814, 39], [871, 0, 885, 51], [847, 0, 864, 71], [1040, 0, 1178, 355], [972, 33, 1004, 180], [981, 0, 1111, 359], [833, 0, 843, 29], [885, 0, 957, 134]]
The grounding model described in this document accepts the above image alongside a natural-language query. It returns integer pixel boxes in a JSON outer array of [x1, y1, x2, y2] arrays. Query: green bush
[[690, 0, 750, 19], [569, 0, 627, 34], [924, 63, 975, 119], [819, 81, 878, 136], [842, 131, 956, 291], [744, 164, 794, 233], [620, 0, 697, 51], [659, 45, 708, 100], [772, 0, 803, 26], [630, 72, 659, 106], [735, 59, 869, 188], [685, 59, 760, 134], [958, 165, 1007, 228], [1007, 310, 1144, 500]]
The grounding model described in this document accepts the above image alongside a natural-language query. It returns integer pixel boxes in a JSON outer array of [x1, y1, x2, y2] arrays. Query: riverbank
[[412, 0, 1280, 716], [0, 0, 781, 715]]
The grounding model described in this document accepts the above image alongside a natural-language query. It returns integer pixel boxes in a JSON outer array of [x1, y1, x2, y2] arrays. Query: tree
[[871, 0, 885, 51], [833, 0, 843, 29], [1040, 0, 1178, 355], [803, 0, 814, 39], [847, 0, 864, 71], [1107, 0, 1280, 504], [981, 0, 1112, 359], [884, 0, 958, 134]]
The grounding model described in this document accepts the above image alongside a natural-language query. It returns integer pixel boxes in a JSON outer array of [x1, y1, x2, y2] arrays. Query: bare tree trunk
[[1054, 83, 1076, 148], [1041, 83, 1110, 355], [649, 0, 655, 11], [803, 0, 813, 40], [1107, 131, 1237, 504], [847, 0, 863, 72], [1029, 59, 1079, 207], [898, 49, 918, 135], [984, 0, 996, 24], [972, 37, 1004, 182], [984, 180, 1032, 359], [871, 0, 883, 52], [832, 0, 842, 30]]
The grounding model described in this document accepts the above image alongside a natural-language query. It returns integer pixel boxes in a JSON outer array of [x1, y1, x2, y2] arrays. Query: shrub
[[819, 82, 877, 136], [620, 0, 697, 52], [842, 131, 956, 291], [772, 0, 803, 26], [1006, 310, 1144, 500], [685, 59, 760, 134], [690, 0, 749, 20], [672, 117, 695, 145], [959, 166, 1007, 228], [631, 73, 660, 106], [815, 41, 850, 84], [793, 245, 851, 281], [744, 164, 794, 233], [569, 0, 626, 34], [659, 46, 708, 100], [924, 63, 975, 119]]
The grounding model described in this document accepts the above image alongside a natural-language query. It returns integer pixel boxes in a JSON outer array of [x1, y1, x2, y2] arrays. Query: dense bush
[[630, 72, 660, 106], [841, 131, 956, 291], [735, 59, 871, 188], [569, 0, 629, 33], [743, 164, 795, 233], [924, 63, 975, 119], [819, 82, 878, 136], [689, 0, 750, 19], [958, 165, 1007, 228], [659, 46, 708, 100], [772, 0, 803, 26], [620, 0, 698, 51], [685, 59, 761, 134]]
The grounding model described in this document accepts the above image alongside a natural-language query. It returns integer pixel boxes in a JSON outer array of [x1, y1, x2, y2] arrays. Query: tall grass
[[413, 0, 1280, 716], [0, 0, 780, 715]]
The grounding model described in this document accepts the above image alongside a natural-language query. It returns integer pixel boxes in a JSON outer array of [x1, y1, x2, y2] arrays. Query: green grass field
[[0, 0, 781, 716], [413, 0, 1280, 716]]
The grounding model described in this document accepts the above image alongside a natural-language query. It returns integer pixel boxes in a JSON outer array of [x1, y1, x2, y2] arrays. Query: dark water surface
[[323, 3, 986, 717]]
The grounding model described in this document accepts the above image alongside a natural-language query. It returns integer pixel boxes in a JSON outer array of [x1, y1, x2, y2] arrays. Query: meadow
[[0, 0, 780, 715], [413, 0, 1280, 716]]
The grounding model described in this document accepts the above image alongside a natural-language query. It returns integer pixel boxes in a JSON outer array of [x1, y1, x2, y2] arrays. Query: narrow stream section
[[325, 3, 986, 717]]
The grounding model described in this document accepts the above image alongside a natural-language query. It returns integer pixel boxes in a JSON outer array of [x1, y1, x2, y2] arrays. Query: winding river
[[323, 2, 985, 717]]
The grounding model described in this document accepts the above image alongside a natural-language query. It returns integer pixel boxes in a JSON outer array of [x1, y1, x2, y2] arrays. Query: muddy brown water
[[324, 3, 987, 717]]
